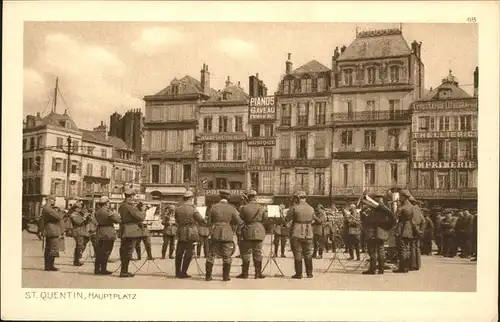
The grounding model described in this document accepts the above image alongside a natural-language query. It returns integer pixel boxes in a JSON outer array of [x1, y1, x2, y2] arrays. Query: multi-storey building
[[245, 74, 275, 205], [274, 54, 334, 207], [22, 110, 142, 216], [142, 64, 218, 203], [198, 77, 250, 206], [23, 110, 83, 213], [409, 68, 478, 208], [330, 28, 425, 204]]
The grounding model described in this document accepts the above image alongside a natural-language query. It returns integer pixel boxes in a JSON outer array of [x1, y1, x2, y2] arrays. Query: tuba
[[358, 190, 380, 210]]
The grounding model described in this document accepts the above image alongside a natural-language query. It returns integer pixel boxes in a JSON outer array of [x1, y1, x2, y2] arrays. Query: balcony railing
[[332, 110, 411, 123], [248, 158, 273, 165], [411, 188, 477, 199]]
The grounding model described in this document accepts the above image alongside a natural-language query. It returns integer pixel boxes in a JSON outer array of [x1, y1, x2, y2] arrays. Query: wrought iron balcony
[[332, 185, 404, 196], [411, 188, 477, 199], [332, 110, 412, 123]]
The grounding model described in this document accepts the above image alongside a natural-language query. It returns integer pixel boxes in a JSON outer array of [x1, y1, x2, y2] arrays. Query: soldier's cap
[[183, 190, 194, 198], [98, 196, 110, 204], [317, 204, 324, 210], [123, 187, 136, 195], [46, 195, 56, 201], [296, 191, 307, 198], [167, 204, 176, 210], [246, 190, 257, 196], [219, 189, 231, 197], [399, 189, 412, 198]]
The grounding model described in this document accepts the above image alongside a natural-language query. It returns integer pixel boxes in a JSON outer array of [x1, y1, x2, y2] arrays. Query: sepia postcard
[[2, 1, 499, 321]]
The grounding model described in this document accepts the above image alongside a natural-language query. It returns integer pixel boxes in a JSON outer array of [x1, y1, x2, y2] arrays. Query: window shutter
[[228, 117, 233, 133], [62, 159, 67, 173], [52, 157, 56, 171], [60, 180, 65, 196], [412, 117, 418, 132]]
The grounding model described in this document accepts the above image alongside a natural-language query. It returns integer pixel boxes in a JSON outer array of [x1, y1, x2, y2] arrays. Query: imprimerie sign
[[248, 96, 276, 121], [412, 161, 476, 169], [413, 100, 477, 112]]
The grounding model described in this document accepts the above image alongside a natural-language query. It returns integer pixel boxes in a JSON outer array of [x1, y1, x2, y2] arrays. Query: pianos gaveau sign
[[248, 96, 276, 121]]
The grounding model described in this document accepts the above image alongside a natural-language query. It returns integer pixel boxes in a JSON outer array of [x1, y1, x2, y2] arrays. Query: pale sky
[[24, 22, 478, 129]]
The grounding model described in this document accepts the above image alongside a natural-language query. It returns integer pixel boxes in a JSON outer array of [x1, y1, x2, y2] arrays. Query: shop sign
[[199, 162, 246, 171], [205, 189, 246, 196], [275, 158, 330, 168], [246, 165, 275, 171], [412, 161, 476, 169], [412, 131, 477, 139], [247, 138, 276, 146], [198, 133, 247, 141], [412, 189, 459, 198], [248, 96, 276, 121], [413, 100, 477, 111]]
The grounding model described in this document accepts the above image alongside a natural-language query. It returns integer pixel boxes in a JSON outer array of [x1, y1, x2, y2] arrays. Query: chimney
[[200, 63, 210, 94], [237, 81, 241, 88], [94, 121, 108, 140], [340, 45, 347, 54], [36, 112, 41, 118], [418, 42, 422, 58], [285, 53, 293, 74], [225, 76, 232, 88], [473, 66, 478, 97]]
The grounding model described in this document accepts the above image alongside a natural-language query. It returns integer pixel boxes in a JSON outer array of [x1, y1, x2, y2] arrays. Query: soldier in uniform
[[434, 212, 444, 255], [118, 188, 145, 278], [205, 190, 244, 282], [361, 192, 396, 275], [273, 209, 288, 258], [236, 190, 268, 279], [409, 198, 426, 271], [161, 205, 177, 259], [421, 210, 435, 255], [42, 195, 64, 271], [392, 189, 415, 273], [233, 194, 248, 259], [88, 209, 99, 259], [94, 196, 121, 275], [345, 204, 361, 261], [134, 202, 154, 261], [455, 210, 470, 258], [285, 191, 319, 279], [174, 190, 206, 278], [68, 200, 92, 266], [312, 204, 327, 259], [464, 210, 474, 259]]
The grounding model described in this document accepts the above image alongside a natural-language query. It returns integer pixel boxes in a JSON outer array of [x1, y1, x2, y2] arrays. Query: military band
[[38, 187, 477, 280]]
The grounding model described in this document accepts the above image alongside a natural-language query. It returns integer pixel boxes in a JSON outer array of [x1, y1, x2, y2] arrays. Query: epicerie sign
[[412, 131, 477, 139], [248, 96, 276, 120], [412, 161, 476, 169]]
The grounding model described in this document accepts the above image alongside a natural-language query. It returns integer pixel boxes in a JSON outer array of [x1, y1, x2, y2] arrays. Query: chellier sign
[[248, 96, 276, 121], [275, 158, 330, 168], [205, 189, 246, 196], [412, 161, 476, 169], [199, 133, 247, 141], [247, 138, 276, 146], [246, 165, 275, 171], [413, 100, 477, 112], [412, 131, 477, 139]]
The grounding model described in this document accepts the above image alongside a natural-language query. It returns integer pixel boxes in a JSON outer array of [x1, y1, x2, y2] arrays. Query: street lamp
[[191, 137, 204, 207]]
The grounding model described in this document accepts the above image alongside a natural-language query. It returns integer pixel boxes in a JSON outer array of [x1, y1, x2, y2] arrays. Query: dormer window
[[389, 66, 400, 83], [300, 78, 312, 93], [282, 79, 293, 94], [343, 69, 353, 86], [438, 89, 452, 99], [172, 84, 179, 95]]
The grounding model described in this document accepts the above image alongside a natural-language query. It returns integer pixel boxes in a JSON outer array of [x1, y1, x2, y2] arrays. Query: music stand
[[261, 233, 285, 277], [192, 241, 205, 276], [133, 247, 167, 276], [324, 246, 370, 273], [81, 243, 95, 263]]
